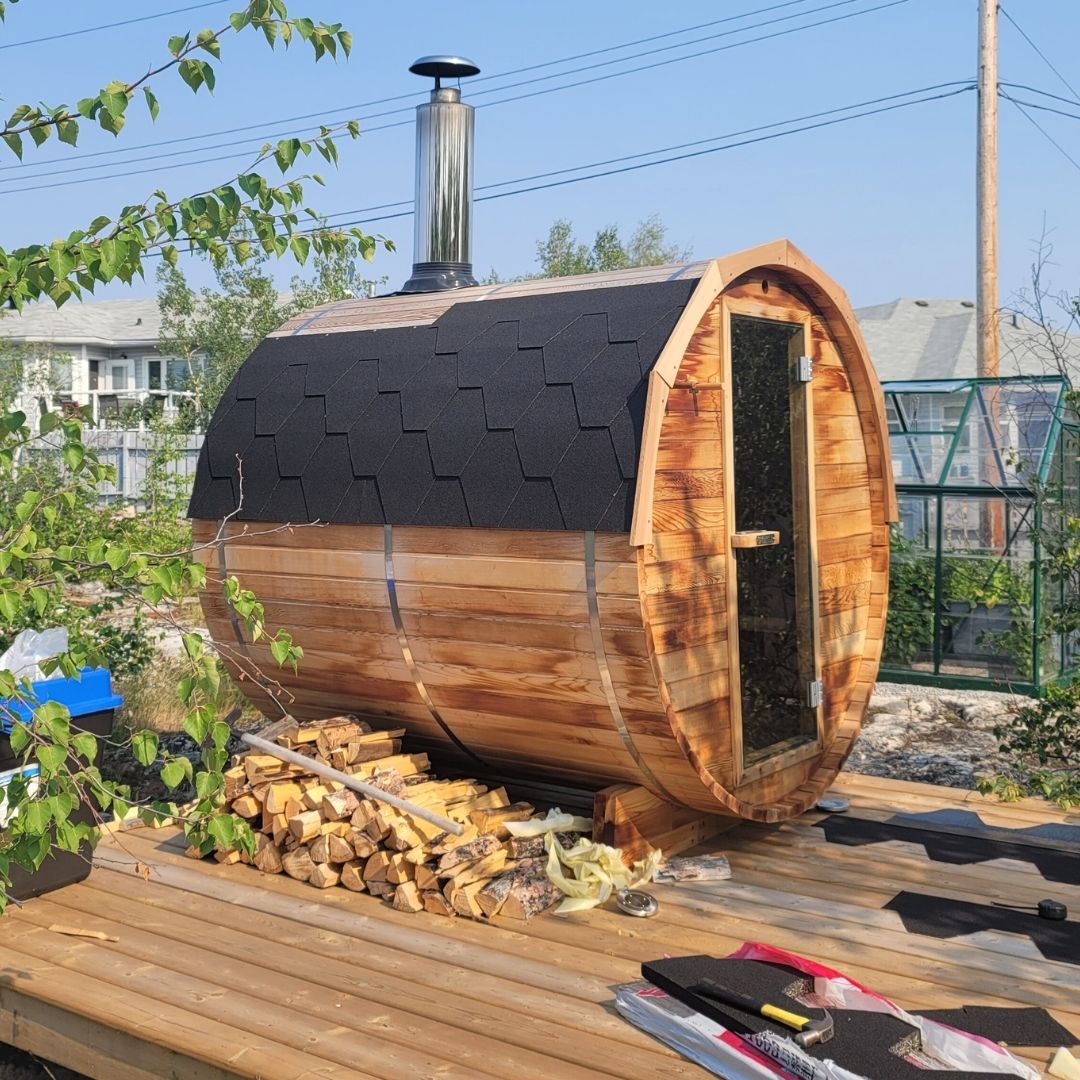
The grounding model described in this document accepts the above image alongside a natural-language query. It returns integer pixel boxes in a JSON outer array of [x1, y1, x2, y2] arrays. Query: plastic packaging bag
[[0, 627, 69, 681]]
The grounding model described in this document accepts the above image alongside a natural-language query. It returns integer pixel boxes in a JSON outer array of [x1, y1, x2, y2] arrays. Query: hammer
[[691, 979, 835, 1048]]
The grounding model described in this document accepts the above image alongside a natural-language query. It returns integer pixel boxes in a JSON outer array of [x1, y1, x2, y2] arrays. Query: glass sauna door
[[728, 314, 820, 773]]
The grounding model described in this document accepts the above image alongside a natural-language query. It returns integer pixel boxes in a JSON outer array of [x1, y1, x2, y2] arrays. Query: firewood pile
[[213, 715, 575, 920]]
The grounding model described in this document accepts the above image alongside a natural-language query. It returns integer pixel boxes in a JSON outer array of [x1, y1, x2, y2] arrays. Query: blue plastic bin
[[1, 668, 122, 901]]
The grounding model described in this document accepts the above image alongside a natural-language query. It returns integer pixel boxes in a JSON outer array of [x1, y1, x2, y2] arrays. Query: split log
[[253, 836, 283, 875], [469, 802, 535, 838], [367, 881, 396, 899], [349, 831, 377, 859], [475, 859, 546, 919], [301, 785, 331, 811], [392, 880, 424, 913], [321, 790, 360, 821], [385, 855, 416, 885], [264, 781, 303, 815], [339, 861, 367, 892], [507, 835, 546, 860], [446, 787, 510, 823], [281, 846, 315, 882], [231, 792, 261, 819], [223, 766, 248, 799], [214, 848, 242, 865], [345, 734, 404, 764], [310, 863, 341, 889], [448, 878, 490, 918], [422, 890, 456, 916], [414, 863, 439, 892], [436, 834, 502, 873], [440, 849, 507, 887], [315, 719, 369, 757], [288, 810, 322, 843], [499, 869, 559, 921]]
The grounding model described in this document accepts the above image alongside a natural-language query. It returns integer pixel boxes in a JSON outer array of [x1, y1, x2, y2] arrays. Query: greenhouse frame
[[881, 374, 1080, 694]]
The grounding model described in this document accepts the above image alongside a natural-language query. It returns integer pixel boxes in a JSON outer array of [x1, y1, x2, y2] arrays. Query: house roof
[[187, 277, 698, 529], [854, 297, 1080, 382], [0, 297, 162, 348]]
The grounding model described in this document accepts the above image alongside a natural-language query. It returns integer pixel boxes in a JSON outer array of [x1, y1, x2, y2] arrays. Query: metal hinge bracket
[[796, 355, 813, 383], [807, 680, 823, 708]]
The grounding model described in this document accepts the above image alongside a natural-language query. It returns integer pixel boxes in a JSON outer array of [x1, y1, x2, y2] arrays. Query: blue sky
[[1, 0, 1078, 309]]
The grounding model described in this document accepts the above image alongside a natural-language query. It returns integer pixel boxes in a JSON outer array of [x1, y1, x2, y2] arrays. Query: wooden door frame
[[721, 294, 823, 786]]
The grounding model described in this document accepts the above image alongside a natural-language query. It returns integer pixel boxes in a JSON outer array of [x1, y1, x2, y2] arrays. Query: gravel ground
[[0, 681, 1028, 1077]]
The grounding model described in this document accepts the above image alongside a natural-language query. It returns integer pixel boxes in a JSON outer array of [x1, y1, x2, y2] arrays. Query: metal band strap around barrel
[[383, 525, 487, 766], [584, 530, 677, 801]]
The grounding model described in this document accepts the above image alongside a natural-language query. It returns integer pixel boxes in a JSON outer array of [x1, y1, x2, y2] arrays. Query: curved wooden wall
[[193, 240, 891, 823]]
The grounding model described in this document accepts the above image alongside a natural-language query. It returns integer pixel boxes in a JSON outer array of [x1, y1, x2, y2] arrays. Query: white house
[[0, 297, 201, 423]]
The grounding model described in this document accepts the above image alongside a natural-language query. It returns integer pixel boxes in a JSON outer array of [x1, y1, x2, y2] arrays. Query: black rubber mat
[[886, 891, 1080, 966], [917, 1006, 1078, 1048], [642, 956, 1013, 1079], [815, 814, 1080, 884]]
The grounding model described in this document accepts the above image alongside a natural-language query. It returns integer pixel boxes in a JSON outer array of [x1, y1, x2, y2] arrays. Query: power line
[[998, 93, 1080, 123], [1000, 82, 1080, 112], [325, 81, 973, 216], [999, 6, 1080, 106], [1001, 92, 1080, 175], [329, 83, 973, 230], [0, 0, 228, 51], [0, 0, 908, 182], [137, 80, 967, 260]]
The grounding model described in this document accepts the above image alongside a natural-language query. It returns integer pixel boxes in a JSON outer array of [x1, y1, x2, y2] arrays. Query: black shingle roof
[[188, 279, 696, 531]]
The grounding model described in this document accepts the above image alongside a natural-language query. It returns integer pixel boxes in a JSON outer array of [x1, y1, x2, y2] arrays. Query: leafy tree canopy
[[532, 214, 690, 279]]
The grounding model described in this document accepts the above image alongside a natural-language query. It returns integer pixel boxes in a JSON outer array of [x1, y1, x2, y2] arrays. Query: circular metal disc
[[816, 796, 850, 813], [616, 888, 659, 918], [409, 55, 481, 80]]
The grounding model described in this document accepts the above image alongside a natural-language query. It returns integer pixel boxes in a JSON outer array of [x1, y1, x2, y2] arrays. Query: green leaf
[[0, 589, 20, 622], [2, 131, 23, 159], [183, 706, 212, 745], [143, 87, 160, 121], [161, 759, 187, 789], [72, 731, 98, 762], [28, 123, 50, 148], [195, 769, 221, 800], [196, 28, 221, 59], [262, 19, 278, 47], [338, 30, 352, 57], [178, 59, 205, 93], [57, 118, 79, 145], [168, 33, 190, 55], [131, 729, 159, 767], [8, 722, 30, 754], [210, 720, 232, 750], [207, 813, 235, 848], [229, 9, 252, 31], [289, 234, 310, 263], [34, 742, 68, 775], [181, 632, 204, 659]]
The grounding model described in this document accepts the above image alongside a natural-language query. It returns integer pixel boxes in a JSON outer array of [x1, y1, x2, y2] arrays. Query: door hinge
[[807, 680, 823, 708], [796, 355, 813, 383]]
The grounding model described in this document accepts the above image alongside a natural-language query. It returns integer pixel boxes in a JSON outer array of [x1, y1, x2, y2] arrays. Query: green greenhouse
[[880, 374, 1080, 694]]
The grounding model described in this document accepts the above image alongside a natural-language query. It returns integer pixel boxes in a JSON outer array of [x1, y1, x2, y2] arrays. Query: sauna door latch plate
[[796, 355, 813, 382], [731, 530, 780, 549], [807, 680, 824, 708]]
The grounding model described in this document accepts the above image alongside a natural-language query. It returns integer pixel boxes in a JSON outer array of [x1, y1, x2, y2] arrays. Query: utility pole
[[976, 0, 999, 378]]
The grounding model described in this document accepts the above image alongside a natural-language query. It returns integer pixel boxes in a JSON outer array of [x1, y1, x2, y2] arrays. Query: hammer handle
[[692, 980, 811, 1033]]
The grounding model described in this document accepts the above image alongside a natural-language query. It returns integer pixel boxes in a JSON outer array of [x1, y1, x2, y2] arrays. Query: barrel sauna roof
[[188, 269, 704, 530]]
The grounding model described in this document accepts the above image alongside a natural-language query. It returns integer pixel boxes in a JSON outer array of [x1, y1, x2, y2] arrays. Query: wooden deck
[[1, 771, 1078, 1080]]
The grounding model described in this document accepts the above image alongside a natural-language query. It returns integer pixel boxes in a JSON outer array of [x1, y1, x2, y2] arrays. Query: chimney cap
[[409, 55, 480, 82]]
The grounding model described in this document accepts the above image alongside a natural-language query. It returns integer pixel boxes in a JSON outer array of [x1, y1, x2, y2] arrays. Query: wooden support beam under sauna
[[188, 239, 896, 827]]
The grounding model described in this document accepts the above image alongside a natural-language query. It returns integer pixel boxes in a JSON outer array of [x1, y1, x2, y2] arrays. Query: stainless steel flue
[[400, 55, 480, 294]]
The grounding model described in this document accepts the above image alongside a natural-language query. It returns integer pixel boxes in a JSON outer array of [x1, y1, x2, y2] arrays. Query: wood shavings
[[48, 924, 118, 942]]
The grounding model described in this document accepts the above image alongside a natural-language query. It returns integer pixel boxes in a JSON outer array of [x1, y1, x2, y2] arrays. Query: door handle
[[731, 530, 780, 549]]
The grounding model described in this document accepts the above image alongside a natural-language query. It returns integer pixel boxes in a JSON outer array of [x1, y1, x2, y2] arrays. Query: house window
[[88, 360, 99, 391], [50, 355, 73, 393], [167, 358, 193, 391], [148, 359, 162, 390]]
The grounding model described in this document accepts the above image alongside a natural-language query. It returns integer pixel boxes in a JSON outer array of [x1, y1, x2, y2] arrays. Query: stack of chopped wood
[[213, 715, 569, 920]]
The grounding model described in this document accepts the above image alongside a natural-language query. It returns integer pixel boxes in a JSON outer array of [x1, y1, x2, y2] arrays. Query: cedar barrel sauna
[[189, 57, 895, 836]]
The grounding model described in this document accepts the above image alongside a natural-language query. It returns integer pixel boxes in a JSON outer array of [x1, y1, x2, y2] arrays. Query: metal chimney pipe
[[400, 55, 480, 294]]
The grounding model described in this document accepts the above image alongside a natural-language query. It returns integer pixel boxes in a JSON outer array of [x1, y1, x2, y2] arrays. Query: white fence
[[20, 429, 205, 504]]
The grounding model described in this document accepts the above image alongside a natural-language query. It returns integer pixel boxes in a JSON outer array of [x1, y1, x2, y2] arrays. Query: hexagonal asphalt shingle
[[206, 398, 255, 479], [428, 388, 487, 477], [571, 341, 643, 428], [377, 432, 435, 522], [513, 384, 579, 478], [234, 337, 293, 400], [324, 358, 379, 434], [400, 354, 459, 432], [254, 363, 308, 435], [301, 434, 355, 521], [456, 320, 518, 388], [303, 332, 361, 396], [413, 478, 471, 527], [552, 429, 624, 530], [274, 397, 327, 476], [542, 313, 609, 384], [460, 430, 525, 527], [483, 347, 546, 430], [347, 392, 404, 476]]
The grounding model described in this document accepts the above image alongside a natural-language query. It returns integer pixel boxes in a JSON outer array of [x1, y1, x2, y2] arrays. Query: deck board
[[1, 771, 1078, 1079]]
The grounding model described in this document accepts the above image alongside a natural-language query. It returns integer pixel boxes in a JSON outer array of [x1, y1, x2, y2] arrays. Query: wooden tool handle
[[691, 979, 810, 1032]]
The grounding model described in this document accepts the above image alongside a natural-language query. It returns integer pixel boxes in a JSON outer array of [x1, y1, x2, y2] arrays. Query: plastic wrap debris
[[503, 807, 592, 838], [503, 807, 660, 914], [0, 627, 68, 680], [655, 854, 732, 882], [616, 942, 1039, 1080]]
